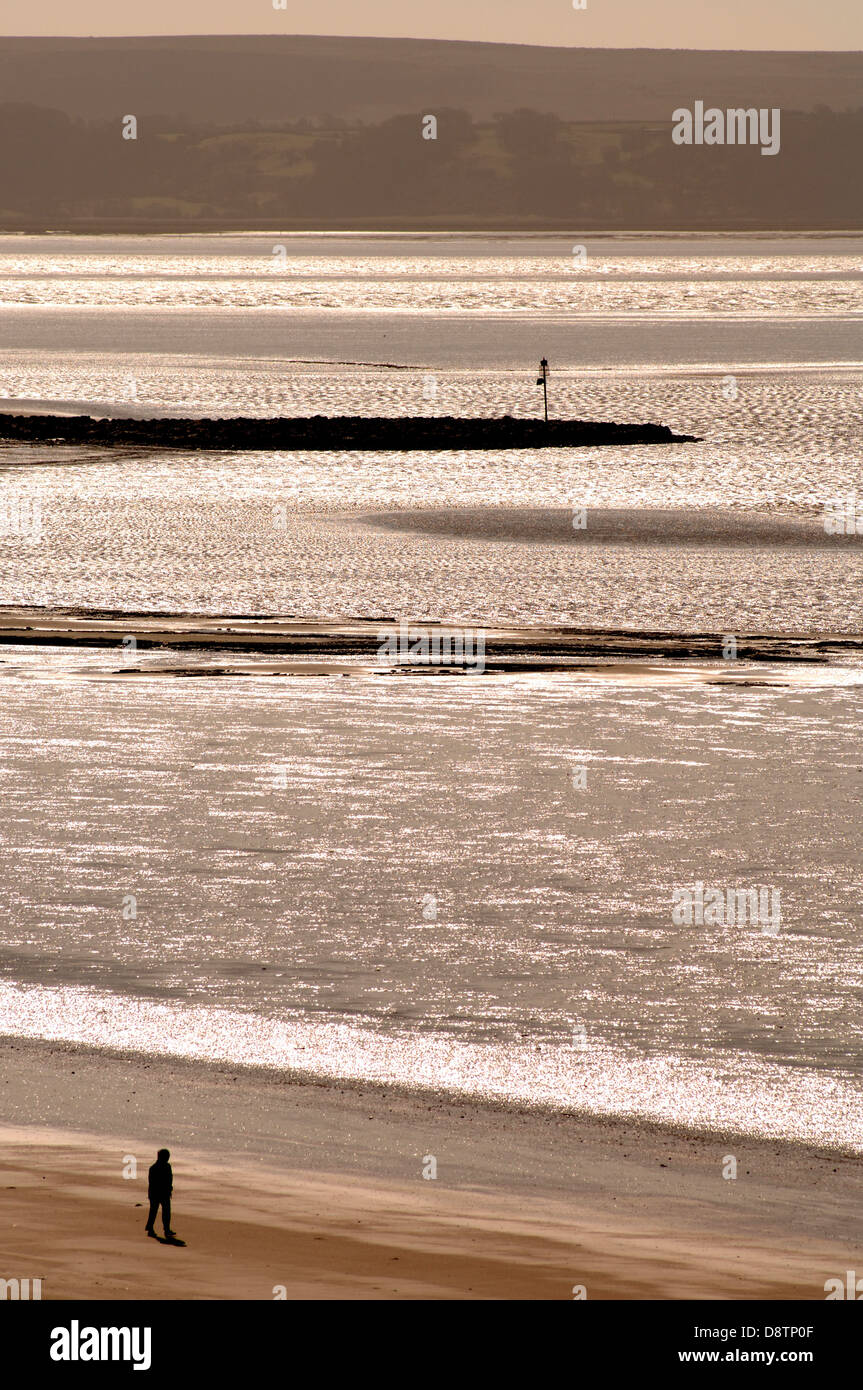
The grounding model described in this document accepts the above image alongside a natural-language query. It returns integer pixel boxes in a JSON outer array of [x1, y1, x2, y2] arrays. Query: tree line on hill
[[0, 104, 859, 228]]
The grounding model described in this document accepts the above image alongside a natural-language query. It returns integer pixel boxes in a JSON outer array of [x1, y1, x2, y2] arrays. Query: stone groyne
[[0, 414, 699, 451]]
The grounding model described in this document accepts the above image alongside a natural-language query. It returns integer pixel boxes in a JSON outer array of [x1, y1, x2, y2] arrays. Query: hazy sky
[[5, 0, 862, 50]]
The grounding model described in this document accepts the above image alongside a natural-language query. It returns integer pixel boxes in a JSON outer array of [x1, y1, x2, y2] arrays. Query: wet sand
[[0, 606, 855, 662], [362, 505, 863, 548], [0, 1038, 859, 1300], [1, 1126, 847, 1301], [105, 660, 807, 685]]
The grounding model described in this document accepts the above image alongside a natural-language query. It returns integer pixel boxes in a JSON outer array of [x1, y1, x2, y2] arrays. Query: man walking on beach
[[145, 1148, 176, 1239]]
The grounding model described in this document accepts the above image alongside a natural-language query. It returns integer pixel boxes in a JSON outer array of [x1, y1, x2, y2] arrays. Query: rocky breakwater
[[0, 415, 699, 451]]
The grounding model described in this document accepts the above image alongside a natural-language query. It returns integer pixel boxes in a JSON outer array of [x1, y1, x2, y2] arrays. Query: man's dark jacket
[[148, 1160, 173, 1199]]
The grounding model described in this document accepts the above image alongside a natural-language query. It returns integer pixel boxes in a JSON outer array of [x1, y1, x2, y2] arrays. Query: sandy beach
[[1, 1037, 859, 1300]]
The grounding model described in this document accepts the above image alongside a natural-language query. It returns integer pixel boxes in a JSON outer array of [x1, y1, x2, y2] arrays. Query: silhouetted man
[[145, 1148, 175, 1239]]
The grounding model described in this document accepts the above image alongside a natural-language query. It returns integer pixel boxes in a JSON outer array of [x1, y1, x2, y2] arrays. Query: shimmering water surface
[[1, 233, 862, 1148]]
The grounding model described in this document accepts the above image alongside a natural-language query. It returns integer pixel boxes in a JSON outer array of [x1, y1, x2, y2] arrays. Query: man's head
[[157, 1149, 170, 1162]]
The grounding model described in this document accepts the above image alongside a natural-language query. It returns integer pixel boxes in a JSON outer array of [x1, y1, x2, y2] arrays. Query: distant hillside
[[0, 36, 861, 125], [1, 104, 861, 232]]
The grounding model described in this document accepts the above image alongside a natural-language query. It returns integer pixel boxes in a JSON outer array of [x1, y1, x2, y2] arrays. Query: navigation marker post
[[536, 357, 549, 422]]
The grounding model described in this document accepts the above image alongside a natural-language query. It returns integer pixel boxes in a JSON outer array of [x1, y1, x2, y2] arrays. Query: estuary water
[[0, 232, 862, 1151]]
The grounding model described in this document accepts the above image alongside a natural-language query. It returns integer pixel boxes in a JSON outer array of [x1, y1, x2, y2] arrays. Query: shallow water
[[1, 660, 862, 1148], [1, 232, 861, 1147], [1, 368, 863, 629]]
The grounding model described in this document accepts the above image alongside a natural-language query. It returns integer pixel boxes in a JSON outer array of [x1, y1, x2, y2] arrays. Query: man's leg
[[162, 1196, 173, 1236], [145, 1198, 159, 1234]]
